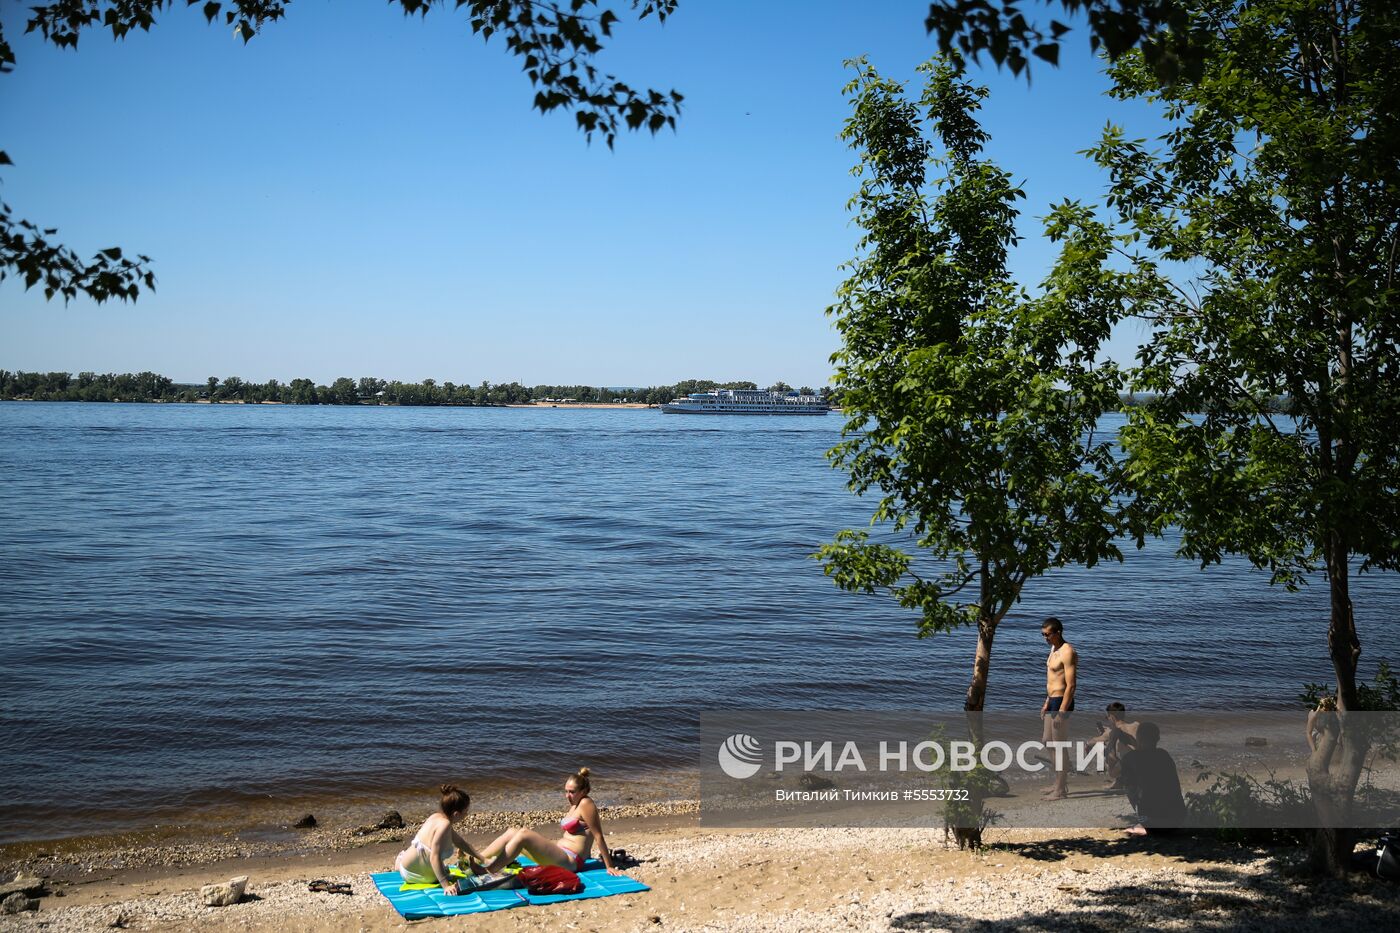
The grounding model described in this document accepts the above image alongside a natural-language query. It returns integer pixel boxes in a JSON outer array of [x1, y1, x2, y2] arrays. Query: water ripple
[[2, 402, 1398, 842]]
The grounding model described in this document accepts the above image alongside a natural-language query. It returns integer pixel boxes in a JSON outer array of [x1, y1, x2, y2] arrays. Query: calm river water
[[2, 402, 1397, 842]]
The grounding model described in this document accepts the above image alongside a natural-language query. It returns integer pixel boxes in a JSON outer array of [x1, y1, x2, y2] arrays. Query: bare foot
[[1041, 790, 1068, 800], [1123, 825, 1148, 836]]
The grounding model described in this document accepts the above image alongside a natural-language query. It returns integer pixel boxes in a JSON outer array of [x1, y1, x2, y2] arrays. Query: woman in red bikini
[[478, 767, 623, 876]]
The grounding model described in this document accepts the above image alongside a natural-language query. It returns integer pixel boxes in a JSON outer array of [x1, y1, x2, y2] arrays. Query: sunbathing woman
[[394, 784, 488, 894], [477, 767, 622, 876]]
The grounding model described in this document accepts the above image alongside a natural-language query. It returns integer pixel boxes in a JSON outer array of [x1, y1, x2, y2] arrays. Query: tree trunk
[[1307, 824, 1355, 878], [964, 615, 996, 713], [1306, 540, 1366, 877], [950, 608, 998, 850], [1306, 722, 1368, 877]]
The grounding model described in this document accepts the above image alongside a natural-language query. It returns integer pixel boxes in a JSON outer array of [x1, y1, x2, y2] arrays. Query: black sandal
[[309, 880, 352, 895], [609, 848, 640, 868]]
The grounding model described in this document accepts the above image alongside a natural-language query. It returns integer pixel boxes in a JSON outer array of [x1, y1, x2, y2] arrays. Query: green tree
[[1052, 0, 1400, 876], [817, 57, 1126, 722], [357, 376, 386, 400], [287, 377, 318, 404], [136, 370, 172, 398], [328, 376, 358, 405]]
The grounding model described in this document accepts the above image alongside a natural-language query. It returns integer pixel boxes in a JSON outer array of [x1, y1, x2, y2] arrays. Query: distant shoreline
[[1, 372, 832, 407], [0, 400, 854, 413], [1, 398, 661, 409]]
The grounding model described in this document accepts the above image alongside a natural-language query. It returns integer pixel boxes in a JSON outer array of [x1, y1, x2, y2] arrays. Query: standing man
[[1040, 617, 1078, 800]]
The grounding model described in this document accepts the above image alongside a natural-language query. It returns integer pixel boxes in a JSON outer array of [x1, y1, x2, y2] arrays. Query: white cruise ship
[[661, 388, 831, 415]]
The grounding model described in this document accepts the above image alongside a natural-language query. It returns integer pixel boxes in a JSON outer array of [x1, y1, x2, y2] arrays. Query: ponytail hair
[[439, 783, 470, 817], [568, 767, 592, 796]]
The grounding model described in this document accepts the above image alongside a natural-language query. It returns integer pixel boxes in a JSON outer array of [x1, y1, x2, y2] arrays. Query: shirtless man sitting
[[1088, 702, 1140, 789], [1039, 617, 1078, 800]]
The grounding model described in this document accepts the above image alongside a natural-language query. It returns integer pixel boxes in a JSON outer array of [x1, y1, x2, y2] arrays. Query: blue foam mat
[[371, 860, 650, 920]]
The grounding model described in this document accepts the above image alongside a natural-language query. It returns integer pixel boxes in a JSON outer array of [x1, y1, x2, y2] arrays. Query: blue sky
[[1, 1, 1167, 387]]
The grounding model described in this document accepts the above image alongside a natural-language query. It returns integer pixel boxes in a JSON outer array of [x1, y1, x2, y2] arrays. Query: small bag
[[457, 871, 520, 892], [517, 864, 583, 895]]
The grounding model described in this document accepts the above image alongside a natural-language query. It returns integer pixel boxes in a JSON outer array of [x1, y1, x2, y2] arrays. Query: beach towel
[[371, 858, 649, 919], [397, 865, 477, 891]]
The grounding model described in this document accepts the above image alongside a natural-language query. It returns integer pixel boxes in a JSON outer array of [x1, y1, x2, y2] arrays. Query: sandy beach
[[4, 793, 1398, 932]]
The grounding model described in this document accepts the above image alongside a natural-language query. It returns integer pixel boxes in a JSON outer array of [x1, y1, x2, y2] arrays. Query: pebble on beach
[[199, 875, 248, 907], [0, 878, 45, 901], [353, 810, 405, 835], [1, 893, 38, 914]]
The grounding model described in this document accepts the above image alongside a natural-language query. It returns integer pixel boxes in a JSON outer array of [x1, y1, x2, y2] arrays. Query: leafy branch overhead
[[923, 0, 1207, 83], [0, 1, 682, 304], [10, 1, 682, 146], [0, 192, 155, 303]]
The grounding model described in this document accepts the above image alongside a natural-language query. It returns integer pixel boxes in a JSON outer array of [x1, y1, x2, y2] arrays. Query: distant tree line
[[0, 370, 177, 402], [0, 371, 834, 406], [2, 371, 1303, 413]]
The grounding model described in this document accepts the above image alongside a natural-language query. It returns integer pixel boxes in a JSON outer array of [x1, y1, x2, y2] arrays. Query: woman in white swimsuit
[[477, 767, 622, 876], [394, 784, 487, 894]]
